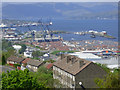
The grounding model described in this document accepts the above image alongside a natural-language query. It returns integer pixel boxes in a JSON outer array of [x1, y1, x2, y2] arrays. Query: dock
[[74, 30, 116, 39]]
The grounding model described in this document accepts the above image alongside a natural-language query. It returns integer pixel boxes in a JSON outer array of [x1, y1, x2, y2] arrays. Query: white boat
[[0, 23, 7, 28]]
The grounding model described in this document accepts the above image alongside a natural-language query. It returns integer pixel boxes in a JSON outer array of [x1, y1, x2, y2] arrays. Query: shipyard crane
[[2, 18, 57, 42], [37, 18, 53, 42], [44, 19, 53, 41], [27, 25, 36, 43], [37, 18, 47, 41]]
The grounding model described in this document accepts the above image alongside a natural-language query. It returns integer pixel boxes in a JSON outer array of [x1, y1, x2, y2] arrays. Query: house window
[[10, 61, 14, 64], [53, 66, 54, 69], [73, 76, 75, 81], [70, 74, 72, 78], [72, 84, 75, 88], [35, 67, 37, 69], [27, 65, 31, 68]]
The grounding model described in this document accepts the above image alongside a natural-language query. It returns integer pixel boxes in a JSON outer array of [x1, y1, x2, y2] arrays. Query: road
[[0, 65, 15, 73]]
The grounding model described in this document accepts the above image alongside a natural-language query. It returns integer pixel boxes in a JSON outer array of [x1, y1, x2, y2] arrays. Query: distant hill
[[2, 2, 118, 20]]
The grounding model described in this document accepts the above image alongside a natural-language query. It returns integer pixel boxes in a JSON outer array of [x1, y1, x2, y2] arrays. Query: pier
[[74, 30, 116, 39]]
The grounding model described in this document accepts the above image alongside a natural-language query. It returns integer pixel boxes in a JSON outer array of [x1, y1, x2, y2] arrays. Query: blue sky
[[2, 0, 120, 2]]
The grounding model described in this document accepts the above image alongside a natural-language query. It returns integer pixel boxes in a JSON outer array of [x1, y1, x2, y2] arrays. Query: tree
[[2, 55, 6, 65], [2, 48, 15, 64], [95, 69, 120, 88], [32, 51, 44, 58], [19, 44, 26, 54], [2, 40, 12, 51], [95, 63, 110, 73], [1, 69, 47, 89], [30, 66, 60, 88]]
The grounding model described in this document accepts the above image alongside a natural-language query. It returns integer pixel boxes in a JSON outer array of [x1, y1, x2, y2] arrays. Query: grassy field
[[51, 50, 77, 55]]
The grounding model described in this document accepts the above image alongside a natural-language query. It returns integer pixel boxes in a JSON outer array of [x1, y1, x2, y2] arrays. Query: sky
[[0, 0, 119, 20], [1, 0, 120, 2]]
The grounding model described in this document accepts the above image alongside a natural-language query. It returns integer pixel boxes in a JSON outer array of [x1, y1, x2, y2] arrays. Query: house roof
[[46, 63, 53, 69], [54, 54, 92, 75], [27, 59, 43, 67], [7, 56, 24, 63], [22, 58, 31, 64]]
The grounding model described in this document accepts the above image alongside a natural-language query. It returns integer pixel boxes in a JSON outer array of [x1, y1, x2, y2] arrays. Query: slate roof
[[7, 56, 24, 63], [27, 59, 43, 67], [54, 54, 92, 75]]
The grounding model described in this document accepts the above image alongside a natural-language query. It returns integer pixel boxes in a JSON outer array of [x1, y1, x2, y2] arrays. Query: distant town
[[0, 19, 119, 89]]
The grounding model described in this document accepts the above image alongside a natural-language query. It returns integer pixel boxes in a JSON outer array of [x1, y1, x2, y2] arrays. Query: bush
[[1, 69, 47, 89], [13, 64, 21, 68], [95, 72, 120, 88], [51, 50, 76, 55]]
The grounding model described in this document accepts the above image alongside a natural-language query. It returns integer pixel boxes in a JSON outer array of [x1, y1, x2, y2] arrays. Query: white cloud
[[1, 0, 120, 2]]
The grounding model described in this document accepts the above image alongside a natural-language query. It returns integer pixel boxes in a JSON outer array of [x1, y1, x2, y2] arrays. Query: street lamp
[[79, 82, 82, 85], [79, 82, 85, 89]]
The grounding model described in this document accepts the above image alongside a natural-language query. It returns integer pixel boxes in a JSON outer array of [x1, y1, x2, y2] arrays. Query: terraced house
[[53, 54, 107, 88], [7, 56, 24, 64]]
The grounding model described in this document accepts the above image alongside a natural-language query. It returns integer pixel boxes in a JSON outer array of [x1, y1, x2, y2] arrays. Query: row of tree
[[1, 40, 15, 65], [1, 69, 47, 89], [1, 66, 60, 89]]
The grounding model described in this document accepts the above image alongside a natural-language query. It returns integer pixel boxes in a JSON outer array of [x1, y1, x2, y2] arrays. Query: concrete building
[[53, 54, 107, 88]]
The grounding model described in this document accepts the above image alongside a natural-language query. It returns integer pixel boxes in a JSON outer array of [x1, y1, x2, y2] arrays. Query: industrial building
[[69, 52, 102, 61]]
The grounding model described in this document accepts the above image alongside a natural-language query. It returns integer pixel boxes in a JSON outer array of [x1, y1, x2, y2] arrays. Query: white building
[[69, 52, 102, 61], [0, 23, 7, 27], [93, 56, 120, 69], [24, 48, 33, 58], [3, 35, 22, 40]]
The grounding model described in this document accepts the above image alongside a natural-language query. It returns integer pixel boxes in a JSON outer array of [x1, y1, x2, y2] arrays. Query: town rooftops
[[22, 58, 31, 64], [54, 54, 92, 75], [27, 59, 43, 67], [7, 56, 24, 63], [46, 63, 54, 69]]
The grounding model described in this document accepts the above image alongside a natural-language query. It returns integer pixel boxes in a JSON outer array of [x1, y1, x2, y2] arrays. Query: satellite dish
[[13, 45, 22, 53]]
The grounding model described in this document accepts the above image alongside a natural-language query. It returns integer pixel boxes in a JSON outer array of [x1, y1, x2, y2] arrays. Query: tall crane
[[37, 18, 53, 42], [27, 25, 35, 42]]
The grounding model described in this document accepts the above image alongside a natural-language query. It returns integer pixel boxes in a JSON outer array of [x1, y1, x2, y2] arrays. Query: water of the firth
[[17, 19, 118, 41]]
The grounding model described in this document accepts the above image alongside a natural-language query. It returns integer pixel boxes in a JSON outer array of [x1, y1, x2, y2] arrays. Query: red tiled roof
[[22, 58, 31, 64], [114, 51, 120, 53], [46, 63, 53, 69]]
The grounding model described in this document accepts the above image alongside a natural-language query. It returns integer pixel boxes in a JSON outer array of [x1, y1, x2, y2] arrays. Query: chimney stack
[[67, 56, 71, 63], [61, 54, 65, 60], [79, 60, 85, 68], [71, 56, 76, 64]]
